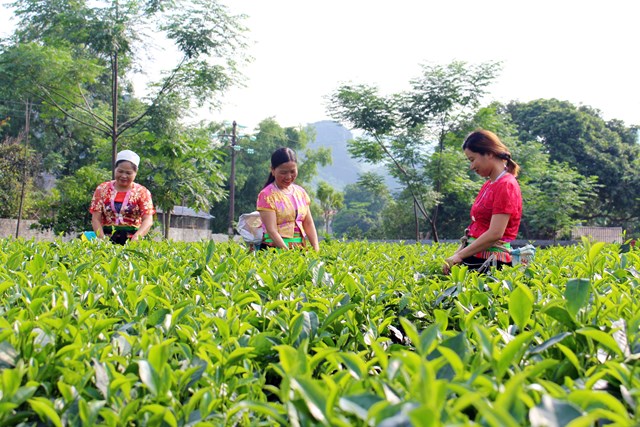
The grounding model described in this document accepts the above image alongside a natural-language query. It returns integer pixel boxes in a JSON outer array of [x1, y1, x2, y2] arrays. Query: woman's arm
[[444, 213, 510, 273], [91, 211, 106, 239], [259, 210, 288, 249], [131, 214, 154, 241], [302, 210, 320, 251]]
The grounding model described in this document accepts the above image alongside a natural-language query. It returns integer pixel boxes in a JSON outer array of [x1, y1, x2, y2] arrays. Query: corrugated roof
[[156, 206, 213, 219], [571, 226, 623, 243]]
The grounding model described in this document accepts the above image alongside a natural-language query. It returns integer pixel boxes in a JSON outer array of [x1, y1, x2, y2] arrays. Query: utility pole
[[16, 99, 31, 238], [227, 120, 237, 237]]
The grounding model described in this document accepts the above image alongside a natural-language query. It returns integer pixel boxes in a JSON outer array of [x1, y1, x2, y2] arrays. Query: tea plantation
[[0, 238, 638, 426]]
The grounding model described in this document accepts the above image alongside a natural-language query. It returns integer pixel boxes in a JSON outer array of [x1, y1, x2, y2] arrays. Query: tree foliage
[[2, 0, 248, 174], [316, 181, 344, 234], [135, 123, 228, 238], [328, 61, 502, 241], [506, 99, 640, 229], [332, 172, 392, 239], [34, 164, 110, 235], [0, 133, 40, 218]]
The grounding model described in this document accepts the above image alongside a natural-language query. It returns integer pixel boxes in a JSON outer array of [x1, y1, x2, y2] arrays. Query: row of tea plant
[[0, 238, 638, 426]]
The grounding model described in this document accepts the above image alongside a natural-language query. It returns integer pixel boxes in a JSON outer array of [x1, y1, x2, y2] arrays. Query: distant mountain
[[309, 120, 397, 191], [307, 120, 395, 191], [307, 120, 360, 190]]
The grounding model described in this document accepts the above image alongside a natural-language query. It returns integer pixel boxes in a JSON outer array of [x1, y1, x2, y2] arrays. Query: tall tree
[[0, 132, 39, 219], [135, 121, 227, 239], [4, 0, 248, 175], [332, 172, 392, 239], [316, 181, 343, 234], [506, 99, 640, 229], [328, 61, 501, 241]]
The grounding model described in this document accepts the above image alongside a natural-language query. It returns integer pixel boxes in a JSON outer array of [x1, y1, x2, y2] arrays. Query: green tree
[[506, 99, 640, 229], [135, 122, 227, 239], [332, 172, 392, 239], [441, 104, 600, 240], [521, 161, 599, 239], [34, 164, 110, 235], [316, 181, 344, 234], [4, 0, 248, 175], [328, 61, 501, 241], [0, 132, 40, 219], [0, 42, 105, 176]]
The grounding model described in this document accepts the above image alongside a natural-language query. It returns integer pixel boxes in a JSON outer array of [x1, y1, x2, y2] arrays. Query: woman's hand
[[91, 211, 105, 239], [131, 214, 154, 242], [302, 210, 320, 252], [258, 210, 289, 249], [443, 253, 463, 275]]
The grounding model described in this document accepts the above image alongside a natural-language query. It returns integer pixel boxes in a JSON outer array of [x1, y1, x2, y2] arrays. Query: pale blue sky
[[2, 0, 639, 130]]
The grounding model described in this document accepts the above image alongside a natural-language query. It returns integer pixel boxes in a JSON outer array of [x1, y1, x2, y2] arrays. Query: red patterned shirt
[[89, 181, 155, 228]]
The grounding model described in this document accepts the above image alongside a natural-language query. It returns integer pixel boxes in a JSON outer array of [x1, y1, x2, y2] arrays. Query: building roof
[[571, 226, 623, 244], [156, 206, 213, 219]]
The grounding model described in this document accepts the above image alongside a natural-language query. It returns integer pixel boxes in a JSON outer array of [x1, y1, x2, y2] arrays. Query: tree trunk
[[414, 200, 419, 241], [16, 101, 31, 238], [163, 209, 172, 240], [430, 130, 446, 242], [227, 121, 237, 237], [111, 50, 119, 179]]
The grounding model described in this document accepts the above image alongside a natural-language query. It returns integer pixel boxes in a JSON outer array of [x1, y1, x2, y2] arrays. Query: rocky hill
[[308, 120, 394, 190]]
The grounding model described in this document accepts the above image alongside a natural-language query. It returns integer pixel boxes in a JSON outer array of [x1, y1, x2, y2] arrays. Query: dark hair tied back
[[462, 129, 520, 177], [264, 147, 297, 188]]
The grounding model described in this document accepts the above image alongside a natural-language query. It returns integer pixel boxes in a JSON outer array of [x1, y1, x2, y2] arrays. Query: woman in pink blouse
[[89, 150, 155, 244], [256, 148, 319, 251]]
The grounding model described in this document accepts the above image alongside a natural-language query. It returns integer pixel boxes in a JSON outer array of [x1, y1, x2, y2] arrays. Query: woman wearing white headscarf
[[89, 150, 155, 244]]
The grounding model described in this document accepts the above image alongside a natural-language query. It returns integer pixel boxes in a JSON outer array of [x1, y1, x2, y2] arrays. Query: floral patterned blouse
[[89, 181, 155, 228], [256, 183, 310, 239]]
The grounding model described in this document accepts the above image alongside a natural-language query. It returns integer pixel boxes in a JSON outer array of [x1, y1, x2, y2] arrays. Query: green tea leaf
[[542, 304, 578, 329], [291, 377, 329, 424], [509, 285, 534, 330], [529, 332, 572, 355], [339, 394, 383, 421], [576, 328, 623, 357], [205, 239, 216, 265], [529, 395, 583, 427], [335, 352, 367, 380], [138, 360, 160, 396], [28, 397, 62, 427], [0, 341, 18, 369], [497, 331, 535, 379], [228, 400, 287, 425], [564, 279, 590, 318], [275, 345, 308, 377]]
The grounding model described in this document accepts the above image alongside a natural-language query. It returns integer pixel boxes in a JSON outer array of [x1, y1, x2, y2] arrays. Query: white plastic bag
[[237, 211, 264, 245], [511, 244, 536, 266]]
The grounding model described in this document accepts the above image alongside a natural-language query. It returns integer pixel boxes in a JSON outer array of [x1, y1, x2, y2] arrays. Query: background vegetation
[[0, 1, 638, 240]]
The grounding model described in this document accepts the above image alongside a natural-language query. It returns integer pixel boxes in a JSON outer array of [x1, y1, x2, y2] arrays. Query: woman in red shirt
[[443, 129, 522, 274], [89, 150, 155, 244]]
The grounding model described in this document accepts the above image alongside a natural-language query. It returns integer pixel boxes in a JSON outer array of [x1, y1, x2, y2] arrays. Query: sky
[[1, 0, 639, 131]]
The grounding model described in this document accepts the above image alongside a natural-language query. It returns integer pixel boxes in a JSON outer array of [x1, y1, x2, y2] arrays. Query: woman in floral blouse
[[256, 147, 319, 251], [89, 150, 155, 244]]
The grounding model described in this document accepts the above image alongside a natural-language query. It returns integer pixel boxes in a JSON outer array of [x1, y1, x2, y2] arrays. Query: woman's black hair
[[115, 160, 138, 172], [263, 147, 297, 188]]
